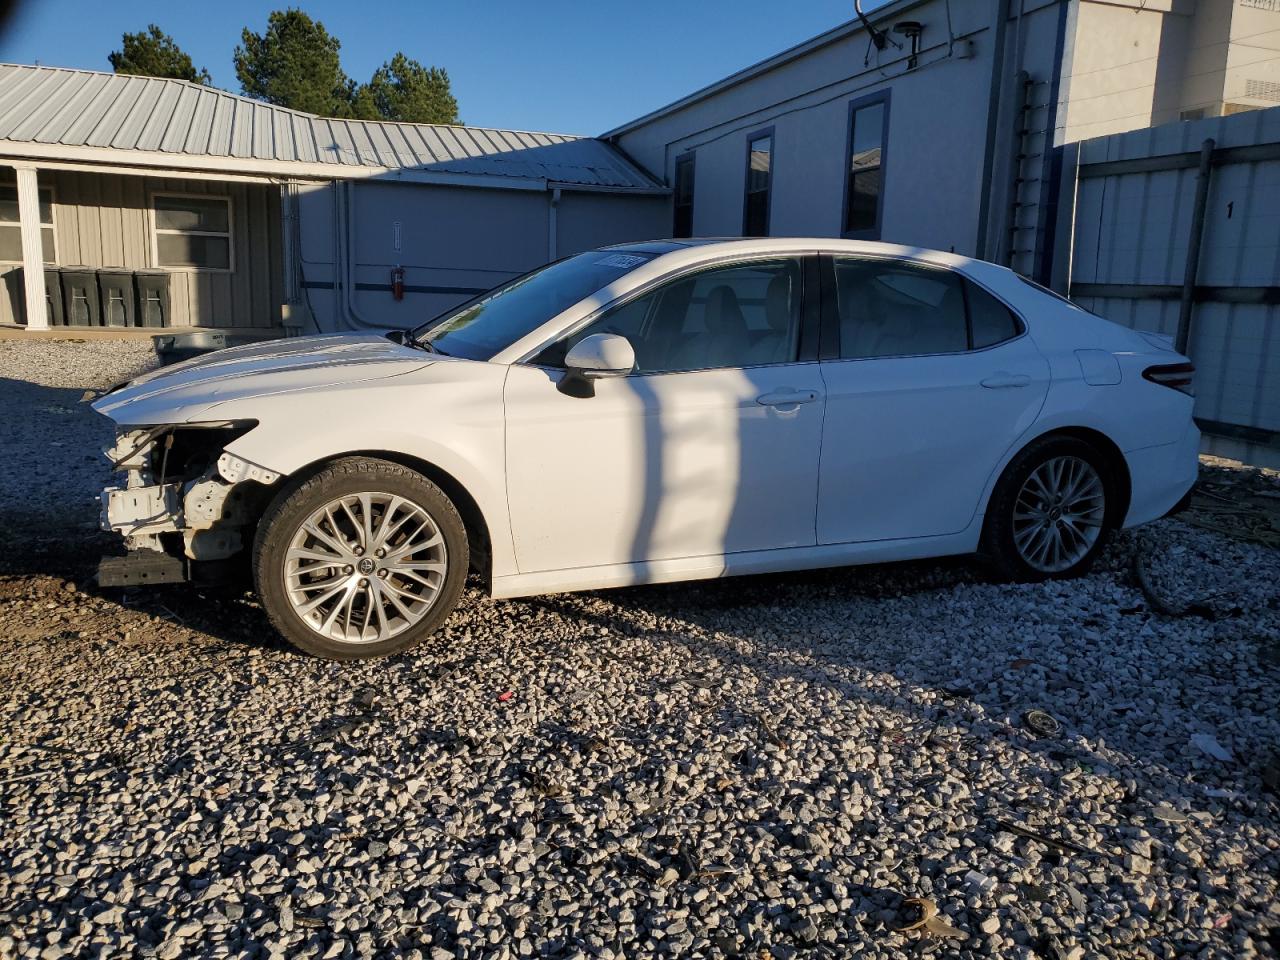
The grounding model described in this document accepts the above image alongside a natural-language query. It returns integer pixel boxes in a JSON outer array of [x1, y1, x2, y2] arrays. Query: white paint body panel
[[92, 239, 1200, 600], [504, 363, 825, 573], [816, 337, 1051, 544]]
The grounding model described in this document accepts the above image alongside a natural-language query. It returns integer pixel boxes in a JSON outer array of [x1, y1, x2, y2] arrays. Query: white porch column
[[14, 163, 48, 330]]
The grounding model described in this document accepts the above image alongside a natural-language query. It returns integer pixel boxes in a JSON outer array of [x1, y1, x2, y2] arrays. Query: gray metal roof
[[0, 63, 662, 193]]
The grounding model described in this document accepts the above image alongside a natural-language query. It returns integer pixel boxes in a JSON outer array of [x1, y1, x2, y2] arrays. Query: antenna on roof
[[854, 0, 891, 50]]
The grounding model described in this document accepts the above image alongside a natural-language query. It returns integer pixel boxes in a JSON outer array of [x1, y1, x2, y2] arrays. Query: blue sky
[[0, 0, 872, 134]]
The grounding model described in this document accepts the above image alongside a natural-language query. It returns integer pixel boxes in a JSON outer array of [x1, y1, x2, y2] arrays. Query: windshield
[[415, 250, 658, 360]]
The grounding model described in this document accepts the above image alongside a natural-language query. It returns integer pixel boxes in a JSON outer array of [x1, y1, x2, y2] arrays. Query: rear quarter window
[[966, 281, 1022, 348]]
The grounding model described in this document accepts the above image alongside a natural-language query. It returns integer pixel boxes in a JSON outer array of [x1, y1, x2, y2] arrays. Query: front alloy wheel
[[255, 458, 468, 659], [284, 493, 448, 644]]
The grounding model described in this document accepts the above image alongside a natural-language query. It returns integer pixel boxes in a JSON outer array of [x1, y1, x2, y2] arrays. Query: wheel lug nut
[[354, 547, 364, 556], [359, 578, 368, 587], [344, 564, 354, 574], [375, 548, 385, 558], [377, 569, 387, 578]]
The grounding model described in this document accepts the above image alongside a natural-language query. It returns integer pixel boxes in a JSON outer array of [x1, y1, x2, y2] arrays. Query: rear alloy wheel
[[254, 458, 468, 659], [984, 437, 1114, 581]]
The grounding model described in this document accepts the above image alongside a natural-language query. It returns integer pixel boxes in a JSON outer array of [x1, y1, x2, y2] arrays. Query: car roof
[[603, 237, 1008, 281]]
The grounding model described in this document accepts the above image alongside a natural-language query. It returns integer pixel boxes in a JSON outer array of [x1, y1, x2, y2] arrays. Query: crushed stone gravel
[[0, 336, 1277, 959], [0, 337, 157, 534]]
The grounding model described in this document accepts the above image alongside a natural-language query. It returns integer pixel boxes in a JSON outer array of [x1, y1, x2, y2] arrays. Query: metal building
[[0, 63, 668, 336], [604, 0, 1280, 281]]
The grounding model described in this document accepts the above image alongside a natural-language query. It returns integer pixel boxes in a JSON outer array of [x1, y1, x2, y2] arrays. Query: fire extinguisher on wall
[[391, 266, 405, 302]]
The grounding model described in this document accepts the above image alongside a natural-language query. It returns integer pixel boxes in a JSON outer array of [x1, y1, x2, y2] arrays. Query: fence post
[[1175, 138, 1215, 356]]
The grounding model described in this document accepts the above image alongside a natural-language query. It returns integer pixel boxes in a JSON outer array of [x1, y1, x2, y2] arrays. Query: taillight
[[1143, 362, 1195, 396]]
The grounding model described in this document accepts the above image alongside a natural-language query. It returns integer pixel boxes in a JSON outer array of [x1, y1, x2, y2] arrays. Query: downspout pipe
[[975, 0, 1014, 261], [331, 181, 345, 330], [340, 179, 384, 332], [548, 187, 561, 261], [1175, 138, 1215, 357]]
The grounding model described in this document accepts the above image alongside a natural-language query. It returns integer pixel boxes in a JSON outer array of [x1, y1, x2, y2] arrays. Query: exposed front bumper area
[[98, 424, 278, 578], [98, 550, 189, 588]]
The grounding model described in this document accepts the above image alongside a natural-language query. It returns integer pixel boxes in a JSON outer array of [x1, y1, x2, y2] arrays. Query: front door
[[504, 256, 825, 574], [816, 256, 1051, 544]]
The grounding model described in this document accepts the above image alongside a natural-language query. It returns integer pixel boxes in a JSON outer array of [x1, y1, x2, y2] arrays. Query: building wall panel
[[0, 167, 282, 329]]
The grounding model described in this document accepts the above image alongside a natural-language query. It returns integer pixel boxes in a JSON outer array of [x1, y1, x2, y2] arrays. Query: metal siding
[[134, 83, 181, 152], [0, 65, 658, 190], [119, 176, 147, 269], [1069, 104, 1280, 463], [10, 169, 282, 331]]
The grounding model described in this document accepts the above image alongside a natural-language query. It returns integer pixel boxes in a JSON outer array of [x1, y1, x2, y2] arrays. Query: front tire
[[983, 436, 1114, 582], [253, 457, 468, 659]]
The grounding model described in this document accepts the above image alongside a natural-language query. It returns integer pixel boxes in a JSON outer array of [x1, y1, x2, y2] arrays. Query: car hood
[[93, 333, 436, 425]]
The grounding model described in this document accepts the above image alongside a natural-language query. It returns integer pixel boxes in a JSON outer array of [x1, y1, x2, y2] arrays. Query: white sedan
[[94, 239, 1200, 659]]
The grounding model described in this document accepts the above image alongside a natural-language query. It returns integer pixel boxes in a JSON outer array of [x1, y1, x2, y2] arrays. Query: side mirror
[[565, 333, 635, 379], [558, 333, 634, 398]]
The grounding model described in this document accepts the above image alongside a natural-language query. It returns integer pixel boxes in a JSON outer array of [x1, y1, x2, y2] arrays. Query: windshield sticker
[[594, 254, 648, 269]]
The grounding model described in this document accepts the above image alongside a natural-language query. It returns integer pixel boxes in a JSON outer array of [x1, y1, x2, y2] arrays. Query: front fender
[[214, 364, 517, 579]]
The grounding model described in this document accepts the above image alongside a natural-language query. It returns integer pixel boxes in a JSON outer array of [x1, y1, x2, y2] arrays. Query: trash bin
[[2, 269, 21, 325], [2, 267, 64, 326], [44, 268, 65, 326], [60, 267, 100, 326], [134, 269, 171, 328], [98, 268, 136, 327]]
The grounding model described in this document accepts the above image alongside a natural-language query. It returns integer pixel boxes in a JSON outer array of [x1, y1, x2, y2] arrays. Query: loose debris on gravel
[[1, 338, 1278, 959]]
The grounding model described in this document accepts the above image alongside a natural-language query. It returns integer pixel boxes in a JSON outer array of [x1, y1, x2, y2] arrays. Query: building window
[[743, 131, 773, 237], [0, 183, 55, 264], [152, 194, 232, 270], [673, 153, 695, 238], [844, 95, 888, 237]]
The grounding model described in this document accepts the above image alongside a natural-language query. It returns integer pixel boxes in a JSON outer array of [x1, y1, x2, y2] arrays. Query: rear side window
[[834, 259, 966, 358], [832, 257, 1021, 359], [968, 282, 1021, 348]]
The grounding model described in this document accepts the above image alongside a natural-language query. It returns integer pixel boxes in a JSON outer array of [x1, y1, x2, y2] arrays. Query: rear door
[[816, 255, 1050, 544]]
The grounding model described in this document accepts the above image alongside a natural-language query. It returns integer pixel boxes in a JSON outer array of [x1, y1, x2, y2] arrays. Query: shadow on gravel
[[516, 535, 1277, 849]]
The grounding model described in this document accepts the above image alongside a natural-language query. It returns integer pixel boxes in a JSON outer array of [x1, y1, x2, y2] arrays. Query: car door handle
[[980, 373, 1031, 389], [756, 389, 819, 407]]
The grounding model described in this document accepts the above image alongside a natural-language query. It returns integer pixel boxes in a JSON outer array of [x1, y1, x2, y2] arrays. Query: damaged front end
[[98, 422, 279, 587]]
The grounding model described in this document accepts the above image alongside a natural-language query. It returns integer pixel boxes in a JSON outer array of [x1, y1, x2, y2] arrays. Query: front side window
[[534, 258, 802, 374], [844, 97, 887, 237], [0, 183, 55, 263], [673, 153, 695, 239], [832, 258, 1021, 358], [420, 250, 657, 360], [153, 195, 232, 270], [743, 133, 773, 237]]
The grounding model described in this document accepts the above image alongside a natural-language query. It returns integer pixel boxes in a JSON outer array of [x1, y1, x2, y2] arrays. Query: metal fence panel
[[1065, 105, 1280, 468]]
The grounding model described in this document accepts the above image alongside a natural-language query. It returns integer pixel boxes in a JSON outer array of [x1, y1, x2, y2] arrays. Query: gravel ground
[[1, 338, 1278, 959], [0, 337, 158, 538]]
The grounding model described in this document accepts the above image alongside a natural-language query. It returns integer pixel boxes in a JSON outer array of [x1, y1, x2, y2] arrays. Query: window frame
[[672, 151, 696, 239], [0, 180, 58, 266], [149, 191, 234, 273], [817, 254, 1027, 362], [522, 253, 823, 375], [741, 126, 775, 238], [841, 90, 891, 241]]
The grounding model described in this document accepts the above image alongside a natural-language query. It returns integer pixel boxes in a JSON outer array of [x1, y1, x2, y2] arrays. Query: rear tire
[[253, 457, 468, 660], [982, 435, 1115, 582]]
